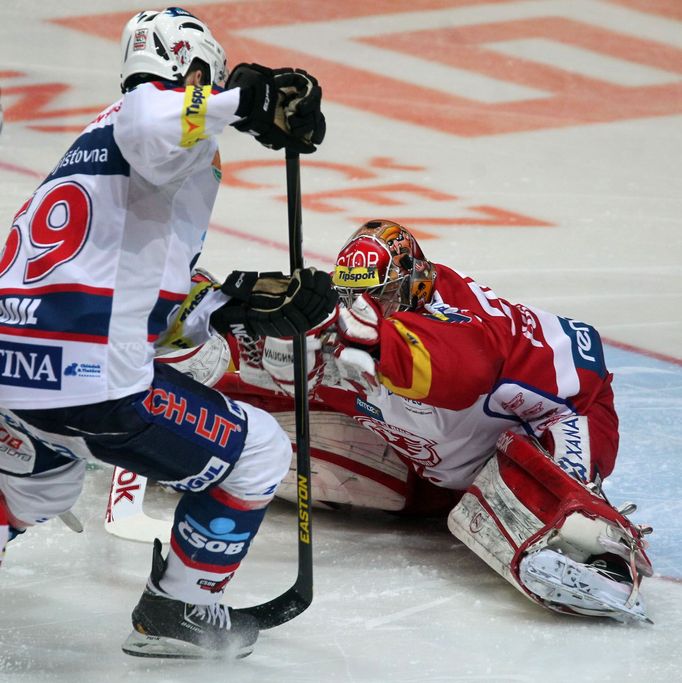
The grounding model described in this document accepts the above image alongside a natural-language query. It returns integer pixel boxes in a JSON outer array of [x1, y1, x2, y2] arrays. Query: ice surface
[[1, 1, 682, 681], [3, 455, 682, 683]]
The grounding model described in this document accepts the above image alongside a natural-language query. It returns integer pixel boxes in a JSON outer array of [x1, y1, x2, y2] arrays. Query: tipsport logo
[[332, 266, 381, 288], [181, 84, 211, 148]]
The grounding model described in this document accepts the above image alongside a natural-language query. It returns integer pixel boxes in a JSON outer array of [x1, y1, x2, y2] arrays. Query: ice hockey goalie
[[167, 219, 655, 624], [218, 370, 653, 624]]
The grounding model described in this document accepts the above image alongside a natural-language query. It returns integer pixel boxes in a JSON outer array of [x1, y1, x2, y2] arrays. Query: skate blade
[[521, 550, 651, 623], [121, 629, 254, 659]]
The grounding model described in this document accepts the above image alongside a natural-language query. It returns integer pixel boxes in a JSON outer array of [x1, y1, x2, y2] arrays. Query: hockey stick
[[104, 466, 171, 543], [234, 149, 313, 629]]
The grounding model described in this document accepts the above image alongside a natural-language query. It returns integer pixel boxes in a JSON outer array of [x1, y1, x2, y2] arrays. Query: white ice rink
[[1, 1, 682, 681]]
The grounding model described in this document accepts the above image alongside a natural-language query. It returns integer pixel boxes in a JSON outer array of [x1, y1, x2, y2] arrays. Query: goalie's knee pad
[[273, 410, 411, 511], [447, 431, 652, 622]]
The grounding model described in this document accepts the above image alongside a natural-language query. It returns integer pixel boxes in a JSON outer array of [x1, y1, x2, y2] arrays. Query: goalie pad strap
[[495, 432, 638, 536]]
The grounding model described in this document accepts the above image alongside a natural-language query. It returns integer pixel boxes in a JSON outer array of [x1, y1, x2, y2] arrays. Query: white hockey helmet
[[120, 7, 227, 91]]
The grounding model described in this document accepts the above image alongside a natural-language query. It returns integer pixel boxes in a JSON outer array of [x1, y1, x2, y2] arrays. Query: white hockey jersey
[[0, 81, 243, 408]]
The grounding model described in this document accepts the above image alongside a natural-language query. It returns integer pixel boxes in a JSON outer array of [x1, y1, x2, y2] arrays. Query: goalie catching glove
[[210, 268, 338, 339], [227, 63, 325, 154], [336, 293, 382, 350]]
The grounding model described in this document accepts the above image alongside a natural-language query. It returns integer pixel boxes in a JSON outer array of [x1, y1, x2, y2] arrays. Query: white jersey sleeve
[[114, 83, 242, 186]]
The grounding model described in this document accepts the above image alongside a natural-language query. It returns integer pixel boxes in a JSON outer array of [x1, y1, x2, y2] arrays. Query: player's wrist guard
[[210, 268, 338, 338], [227, 63, 325, 154]]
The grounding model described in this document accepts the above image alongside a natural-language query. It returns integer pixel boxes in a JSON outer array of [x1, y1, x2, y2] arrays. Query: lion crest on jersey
[[354, 415, 441, 467]]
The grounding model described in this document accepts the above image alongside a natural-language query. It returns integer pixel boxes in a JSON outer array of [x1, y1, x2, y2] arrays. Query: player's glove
[[273, 68, 326, 145], [210, 268, 338, 338], [320, 344, 380, 395], [259, 310, 337, 396], [226, 63, 325, 153], [336, 293, 382, 350]]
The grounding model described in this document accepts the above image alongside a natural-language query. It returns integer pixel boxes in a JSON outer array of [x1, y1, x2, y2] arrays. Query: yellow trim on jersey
[[379, 319, 432, 400], [157, 278, 218, 350], [332, 265, 381, 288], [181, 85, 211, 148]]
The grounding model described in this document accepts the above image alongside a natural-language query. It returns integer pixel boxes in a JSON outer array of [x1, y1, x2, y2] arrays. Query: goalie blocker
[[448, 430, 653, 623]]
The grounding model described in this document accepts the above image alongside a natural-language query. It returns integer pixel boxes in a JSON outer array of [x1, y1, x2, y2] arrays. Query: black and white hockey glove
[[273, 68, 326, 145], [226, 63, 325, 154], [210, 268, 338, 338]]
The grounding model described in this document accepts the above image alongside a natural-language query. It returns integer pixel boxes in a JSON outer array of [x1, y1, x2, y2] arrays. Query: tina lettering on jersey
[[0, 340, 62, 390]]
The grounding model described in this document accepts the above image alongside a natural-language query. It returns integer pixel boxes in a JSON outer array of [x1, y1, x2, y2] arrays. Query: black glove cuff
[[234, 86, 255, 119], [226, 63, 276, 122], [220, 271, 259, 301], [210, 300, 252, 337]]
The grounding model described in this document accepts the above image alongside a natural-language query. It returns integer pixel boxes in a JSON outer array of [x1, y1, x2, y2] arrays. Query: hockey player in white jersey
[[210, 219, 654, 624], [0, 7, 336, 659]]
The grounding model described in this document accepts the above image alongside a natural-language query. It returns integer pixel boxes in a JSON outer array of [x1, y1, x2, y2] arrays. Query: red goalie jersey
[[220, 224, 618, 493], [313, 264, 616, 490]]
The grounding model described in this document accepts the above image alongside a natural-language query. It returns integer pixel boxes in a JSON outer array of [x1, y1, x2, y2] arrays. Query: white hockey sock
[[156, 539, 240, 605]]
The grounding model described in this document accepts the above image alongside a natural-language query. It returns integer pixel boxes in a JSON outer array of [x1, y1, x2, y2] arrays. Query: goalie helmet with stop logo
[[120, 7, 227, 91], [333, 220, 436, 315]]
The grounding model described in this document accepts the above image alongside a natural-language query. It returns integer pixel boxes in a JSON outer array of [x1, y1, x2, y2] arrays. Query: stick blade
[[104, 514, 172, 544], [234, 586, 311, 630]]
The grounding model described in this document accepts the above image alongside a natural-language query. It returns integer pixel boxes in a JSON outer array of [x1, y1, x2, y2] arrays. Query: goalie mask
[[333, 220, 436, 316], [121, 7, 227, 91]]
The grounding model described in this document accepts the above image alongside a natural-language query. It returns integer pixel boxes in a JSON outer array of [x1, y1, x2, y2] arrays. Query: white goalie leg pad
[[273, 411, 410, 511], [546, 414, 592, 483], [447, 431, 653, 622]]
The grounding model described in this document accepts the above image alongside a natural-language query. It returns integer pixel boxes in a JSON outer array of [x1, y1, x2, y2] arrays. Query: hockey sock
[[158, 487, 268, 604]]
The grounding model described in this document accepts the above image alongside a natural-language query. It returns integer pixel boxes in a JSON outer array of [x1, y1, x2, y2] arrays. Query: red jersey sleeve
[[376, 310, 503, 411]]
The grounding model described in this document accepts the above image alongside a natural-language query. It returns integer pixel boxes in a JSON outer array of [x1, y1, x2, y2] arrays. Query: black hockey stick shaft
[[234, 150, 313, 629]]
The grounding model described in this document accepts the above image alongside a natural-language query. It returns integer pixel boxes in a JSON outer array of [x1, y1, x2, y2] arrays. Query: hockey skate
[[121, 539, 259, 659], [519, 548, 650, 623]]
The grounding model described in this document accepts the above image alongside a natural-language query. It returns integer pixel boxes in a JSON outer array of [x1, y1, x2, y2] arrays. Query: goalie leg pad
[[447, 431, 652, 622], [272, 410, 411, 511]]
